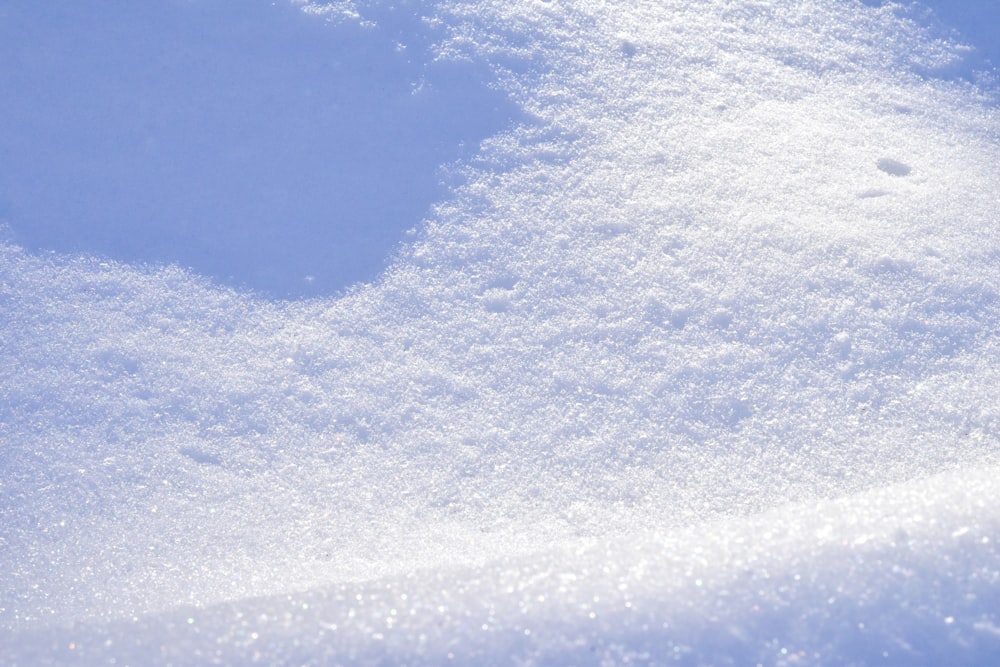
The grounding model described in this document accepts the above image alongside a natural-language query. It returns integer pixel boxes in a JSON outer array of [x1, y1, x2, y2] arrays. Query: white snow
[[1, 0, 999, 664]]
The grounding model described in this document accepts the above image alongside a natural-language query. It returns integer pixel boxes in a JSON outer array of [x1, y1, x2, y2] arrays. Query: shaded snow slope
[[2, 0, 1000, 664], [862, 0, 1000, 95], [0, 0, 517, 297]]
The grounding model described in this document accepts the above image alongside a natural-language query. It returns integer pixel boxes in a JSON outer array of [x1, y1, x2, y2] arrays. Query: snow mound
[[8, 466, 1000, 664], [2, 0, 999, 663]]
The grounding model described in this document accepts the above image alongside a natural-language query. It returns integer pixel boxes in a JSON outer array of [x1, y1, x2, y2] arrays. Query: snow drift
[[2, 0, 999, 664]]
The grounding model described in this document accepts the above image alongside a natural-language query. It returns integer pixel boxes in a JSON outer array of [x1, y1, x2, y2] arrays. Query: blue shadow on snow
[[0, 0, 520, 298]]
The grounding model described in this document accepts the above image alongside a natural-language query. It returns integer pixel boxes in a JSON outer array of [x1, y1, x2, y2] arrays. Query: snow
[[1, 0, 999, 664], [0, 0, 516, 298]]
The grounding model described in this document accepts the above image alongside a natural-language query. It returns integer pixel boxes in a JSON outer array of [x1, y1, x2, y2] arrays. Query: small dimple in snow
[[179, 447, 222, 466], [877, 157, 912, 177]]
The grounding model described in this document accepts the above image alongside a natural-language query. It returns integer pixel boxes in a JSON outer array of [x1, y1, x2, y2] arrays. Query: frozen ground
[[1, 0, 999, 664]]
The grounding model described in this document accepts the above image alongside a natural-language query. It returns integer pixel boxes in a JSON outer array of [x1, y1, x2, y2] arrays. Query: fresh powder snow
[[1, 0, 999, 664]]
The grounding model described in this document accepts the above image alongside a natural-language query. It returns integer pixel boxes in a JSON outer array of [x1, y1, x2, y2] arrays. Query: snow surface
[[0, 0, 517, 298], [1, 0, 1000, 664]]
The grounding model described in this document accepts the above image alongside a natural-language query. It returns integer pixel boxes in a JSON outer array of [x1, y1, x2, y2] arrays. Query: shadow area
[[860, 0, 999, 99], [0, 0, 520, 298]]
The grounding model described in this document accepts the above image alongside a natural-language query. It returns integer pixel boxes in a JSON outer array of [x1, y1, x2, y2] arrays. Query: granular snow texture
[[1, 0, 999, 664]]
